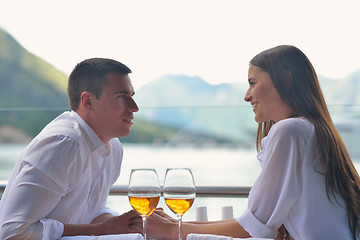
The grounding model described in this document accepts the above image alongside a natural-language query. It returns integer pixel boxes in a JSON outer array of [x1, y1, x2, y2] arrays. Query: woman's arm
[[183, 220, 251, 238], [144, 209, 251, 240]]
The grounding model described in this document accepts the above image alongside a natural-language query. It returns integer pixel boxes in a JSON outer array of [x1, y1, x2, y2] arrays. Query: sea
[[1, 143, 359, 221]]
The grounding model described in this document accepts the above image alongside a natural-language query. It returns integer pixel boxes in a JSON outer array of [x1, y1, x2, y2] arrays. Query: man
[[0, 58, 140, 239]]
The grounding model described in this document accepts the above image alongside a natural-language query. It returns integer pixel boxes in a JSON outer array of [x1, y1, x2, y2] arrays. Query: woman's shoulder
[[270, 117, 314, 138]]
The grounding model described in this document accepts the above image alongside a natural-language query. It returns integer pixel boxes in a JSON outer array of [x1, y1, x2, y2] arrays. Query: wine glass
[[163, 168, 196, 240], [128, 169, 161, 240]]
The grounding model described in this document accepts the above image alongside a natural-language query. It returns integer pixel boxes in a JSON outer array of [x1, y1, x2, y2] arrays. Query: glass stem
[[177, 214, 183, 240], [142, 216, 147, 240]]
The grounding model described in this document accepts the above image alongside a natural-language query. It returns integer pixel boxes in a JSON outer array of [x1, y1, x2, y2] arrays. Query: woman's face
[[244, 65, 293, 123]]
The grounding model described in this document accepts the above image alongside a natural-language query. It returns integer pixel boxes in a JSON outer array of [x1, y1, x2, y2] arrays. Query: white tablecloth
[[60, 233, 143, 240], [187, 233, 272, 240]]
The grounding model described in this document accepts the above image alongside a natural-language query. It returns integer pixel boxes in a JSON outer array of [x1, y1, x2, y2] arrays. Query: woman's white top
[[236, 117, 354, 239], [0, 111, 123, 240]]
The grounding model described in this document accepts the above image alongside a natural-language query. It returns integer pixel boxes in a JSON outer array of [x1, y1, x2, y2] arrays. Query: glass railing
[[1, 105, 360, 220]]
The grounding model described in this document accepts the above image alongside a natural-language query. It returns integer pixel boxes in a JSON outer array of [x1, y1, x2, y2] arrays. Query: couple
[[0, 45, 359, 240]]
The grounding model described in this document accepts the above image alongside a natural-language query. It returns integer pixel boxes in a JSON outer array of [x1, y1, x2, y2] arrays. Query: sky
[[0, 0, 360, 89]]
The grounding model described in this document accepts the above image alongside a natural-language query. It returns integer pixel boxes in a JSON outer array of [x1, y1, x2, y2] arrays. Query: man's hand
[[63, 210, 141, 236], [91, 213, 114, 224], [98, 210, 141, 234]]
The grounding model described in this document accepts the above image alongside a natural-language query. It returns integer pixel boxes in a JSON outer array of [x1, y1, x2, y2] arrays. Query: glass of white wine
[[163, 168, 196, 240], [128, 169, 161, 240]]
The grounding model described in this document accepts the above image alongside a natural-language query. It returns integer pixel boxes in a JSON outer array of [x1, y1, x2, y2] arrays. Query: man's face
[[91, 72, 139, 143]]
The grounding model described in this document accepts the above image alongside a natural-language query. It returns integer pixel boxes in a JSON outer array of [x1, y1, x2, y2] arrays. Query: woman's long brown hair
[[251, 45, 360, 240]]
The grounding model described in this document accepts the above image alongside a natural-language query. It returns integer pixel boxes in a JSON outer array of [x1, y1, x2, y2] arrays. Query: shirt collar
[[70, 110, 105, 153]]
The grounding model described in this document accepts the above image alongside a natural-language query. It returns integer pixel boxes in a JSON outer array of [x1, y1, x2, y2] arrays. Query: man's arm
[[63, 210, 139, 236], [0, 163, 140, 239], [0, 164, 66, 240]]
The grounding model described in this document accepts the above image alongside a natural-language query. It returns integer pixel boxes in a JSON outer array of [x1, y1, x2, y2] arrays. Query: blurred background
[[1, 0, 360, 220]]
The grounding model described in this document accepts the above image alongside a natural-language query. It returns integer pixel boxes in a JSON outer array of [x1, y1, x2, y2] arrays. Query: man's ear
[[80, 91, 94, 110]]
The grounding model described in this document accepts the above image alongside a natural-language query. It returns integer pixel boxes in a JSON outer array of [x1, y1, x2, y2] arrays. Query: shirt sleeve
[[93, 193, 119, 219], [236, 120, 306, 238], [0, 136, 80, 240], [94, 205, 120, 219], [1, 164, 65, 240]]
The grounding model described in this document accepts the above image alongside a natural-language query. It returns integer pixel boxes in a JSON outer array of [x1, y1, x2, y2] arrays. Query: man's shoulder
[[109, 138, 123, 154], [109, 137, 121, 146], [38, 112, 83, 143]]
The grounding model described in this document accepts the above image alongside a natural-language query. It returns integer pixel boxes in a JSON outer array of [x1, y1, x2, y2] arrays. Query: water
[[114, 144, 260, 220], [1, 143, 359, 221]]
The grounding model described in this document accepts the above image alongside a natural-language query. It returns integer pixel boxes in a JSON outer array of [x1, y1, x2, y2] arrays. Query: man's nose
[[128, 97, 139, 112]]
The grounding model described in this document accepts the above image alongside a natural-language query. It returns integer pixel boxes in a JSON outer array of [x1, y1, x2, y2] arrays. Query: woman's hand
[[152, 208, 178, 223], [130, 208, 178, 240]]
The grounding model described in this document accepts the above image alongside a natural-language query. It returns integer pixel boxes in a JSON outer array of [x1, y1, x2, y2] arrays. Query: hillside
[[1, 27, 360, 148], [321, 69, 360, 115], [135, 75, 256, 144], [0, 28, 69, 137], [0, 29, 68, 105], [134, 73, 360, 154], [0, 28, 204, 144]]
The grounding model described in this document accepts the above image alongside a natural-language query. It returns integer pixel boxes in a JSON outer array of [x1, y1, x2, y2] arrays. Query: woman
[[143, 45, 360, 240]]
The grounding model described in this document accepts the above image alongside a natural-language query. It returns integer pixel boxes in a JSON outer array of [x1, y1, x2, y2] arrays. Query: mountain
[[0, 28, 68, 105], [320, 69, 360, 115], [135, 75, 257, 144], [0, 28, 69, 137], [134, 73, 360, 154], [1, 27, 360, 149], [0, 28, 187, 144]]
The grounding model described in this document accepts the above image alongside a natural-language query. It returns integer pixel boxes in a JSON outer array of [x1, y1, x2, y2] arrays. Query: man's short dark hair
[[67, 58, 132, 110]]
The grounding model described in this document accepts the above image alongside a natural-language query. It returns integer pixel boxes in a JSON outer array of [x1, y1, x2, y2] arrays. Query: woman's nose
[[244, 89, 252, 102]]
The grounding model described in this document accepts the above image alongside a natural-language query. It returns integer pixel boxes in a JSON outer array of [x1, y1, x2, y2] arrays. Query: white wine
[[129, 195, 160, 216], [165, 198, 194, 215]]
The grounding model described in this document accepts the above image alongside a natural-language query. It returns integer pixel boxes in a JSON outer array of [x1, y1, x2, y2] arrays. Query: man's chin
[[117, 129, 132, 138]]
